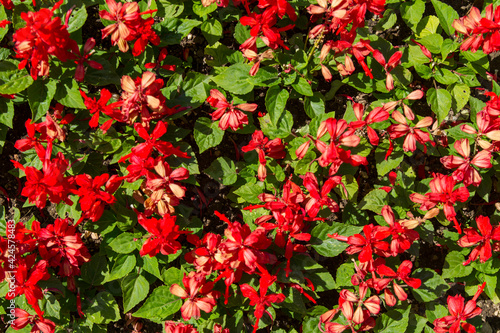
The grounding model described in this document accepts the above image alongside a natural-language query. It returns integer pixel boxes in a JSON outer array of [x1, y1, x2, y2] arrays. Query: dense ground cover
[[1, 0, 500, 332]]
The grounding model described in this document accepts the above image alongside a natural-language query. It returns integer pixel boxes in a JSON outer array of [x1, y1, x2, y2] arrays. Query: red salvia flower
[[207, 89, 258, 131], [349, 103, 389, 146], [13, 0, 78, 80], [410, 173, 470, 233], [242, 130, 285, 180], [6, 255, 50, 318], [80, 88, 122, 131], [137, 212, 190, 257], [387, 111, 433, 152], [440, 138, 492, 187], [375, 260, 421, 306], [73, 173, 123, 224], [458, 216, 500, 265], [73, 38, 103, 83], [239, 265, 285, 333], [170, 272, 218, 321], [36, 218, 91, 278], [433, 283, 486, 333], [164, 321, 198, 333], [301, 172, 342, 218], [216, 211, 276, 273], [380, 205, 419, 256], [329, 224, 390, 263], [11, 308, 56, 333]]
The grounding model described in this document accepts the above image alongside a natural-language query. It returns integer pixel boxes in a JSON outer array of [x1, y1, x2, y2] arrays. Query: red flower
[[349, 103, 389, 146], [207, 89, 258, 131], [380, 206, 419, 256], [372, 50, 402, 91], [6, 256, 50, 318], [130, 121, 190, 160], [13, 0, 78, 80], [80, 88, 122, 131], [120, 72, 176, 128], [410, 173, 469, 233], [15, 148, 74, 209], [100, 0, 140, 52], [433, 283, 485, 333], [11, 308, 56, 333], [185, 233, 223, 275], [458, 216, 500, 265], [137, 212, 190, 257], [329, 224, 390, 263], [164, 321, 198, 333], [387, 111, 433, 152], [170, 272, 218, 321], [453, 4, 500, 54], [73, 38, 103, 82], [441, 139, 492, 187], [73, 174, 123, 223], [216, 211, 275, 273], [301, 172, 342, 218], [145, 48, 177, 71], [239, 265, 285, 333], [36, 218, 91, 278], [375, 260, 421, 306], [241, 130, 285, 180]]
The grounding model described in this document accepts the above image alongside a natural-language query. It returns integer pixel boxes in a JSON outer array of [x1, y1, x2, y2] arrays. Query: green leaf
[[192, 0, 216, 16], [0, 99, 14, 130], [265, 85, 289, 125], [156, 0, 184, 17], [416, 15, 440, 37], [259, 111, 293, 139], [400, 0, 426, 31], [292, 77, 313, 96], [177, 19, 202, 39], [304, 92, 325, 119], [427, 88, 452, 124], [374, 308, 410, 332], [105, 254, 136, 282], [0, 74, 33, 94], [0, 7, 8, 43], [161, 266, 184, 286], [42, 293, 61, 319], [67, 5, 88, 33], [122, 273, 149, 313], [310, 222, 363, 257], [205, 157, 237, 185], [28, 79, 58, 122], [133, 286, 182, 322], [86, 292, 120, 324], [54, 79, 86, 109], [442, 252, 473, 279], [434, 68, 458, 85], [411, 268, 450, 302], [85, 57, 120, 86], [141, 255, 162, 279], [375, 143, 404, 177], [81, 255, 108, 286], [449, 83, 470, 112], [212, 63, 254, 95], [201, 19, 223, 45], [108, 233, 136, 254], [336, 262, 355, 288], [431, 0, 459, 36], [193, 117, 225, 153], [233, 179, 265, 204], [358, 189, 388, 214], [418, 33, 443, 54]]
